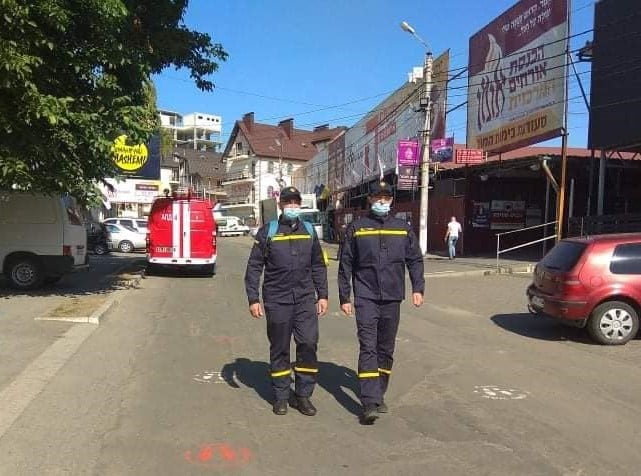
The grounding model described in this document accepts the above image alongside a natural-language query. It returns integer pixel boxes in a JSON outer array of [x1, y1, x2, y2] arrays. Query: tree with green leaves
[[0, 0, 227, 201]]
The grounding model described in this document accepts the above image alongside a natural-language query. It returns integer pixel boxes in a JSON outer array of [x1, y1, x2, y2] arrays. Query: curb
[[425, 264, 534, 278], [36, 272, 143, 325]]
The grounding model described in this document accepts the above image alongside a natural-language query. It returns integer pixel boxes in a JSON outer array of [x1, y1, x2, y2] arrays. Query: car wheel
[[5, 256, 44, 290], [587, 300, 639, 345], [118, 240, 134, 253], [94, 243, 108, 255]]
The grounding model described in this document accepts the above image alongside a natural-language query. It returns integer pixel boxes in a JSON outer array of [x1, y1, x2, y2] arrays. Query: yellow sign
[[111, 135, 148, 171]]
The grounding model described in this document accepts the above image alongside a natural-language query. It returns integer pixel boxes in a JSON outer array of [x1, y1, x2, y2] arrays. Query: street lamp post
[[401, 21, 433, 255], [275, 138, 286, 189]]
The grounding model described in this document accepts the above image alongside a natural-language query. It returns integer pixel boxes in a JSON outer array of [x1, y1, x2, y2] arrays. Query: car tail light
[[145, 233, 150, 253], [63, 245, 72, 256], [212, 230, 217, 247]]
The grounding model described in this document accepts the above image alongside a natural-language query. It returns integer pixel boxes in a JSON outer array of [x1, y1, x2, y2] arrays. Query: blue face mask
[[371, 202, 391, 216], [282, 207, 302, 220]]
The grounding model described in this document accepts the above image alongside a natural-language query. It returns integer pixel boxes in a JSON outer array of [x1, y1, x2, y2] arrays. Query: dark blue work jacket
[[338, 213, 424, 303], [245, 217, 328, 305]]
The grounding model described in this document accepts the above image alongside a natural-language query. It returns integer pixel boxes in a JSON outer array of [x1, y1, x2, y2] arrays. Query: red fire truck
[[146, 190, 217, 275]]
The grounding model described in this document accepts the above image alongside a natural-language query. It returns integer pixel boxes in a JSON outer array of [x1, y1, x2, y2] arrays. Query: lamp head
[[400, 21, 415, 35]]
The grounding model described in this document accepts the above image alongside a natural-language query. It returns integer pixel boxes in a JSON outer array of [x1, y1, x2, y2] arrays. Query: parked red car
[[527, 233, 641, 345]]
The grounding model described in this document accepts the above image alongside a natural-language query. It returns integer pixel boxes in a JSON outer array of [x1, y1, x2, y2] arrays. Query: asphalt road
[[2, 237, 641, 475]]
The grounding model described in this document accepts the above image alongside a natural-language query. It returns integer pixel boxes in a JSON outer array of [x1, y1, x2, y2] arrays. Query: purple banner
[[431, 137, 454, 163], [397, 140, 420, 167]]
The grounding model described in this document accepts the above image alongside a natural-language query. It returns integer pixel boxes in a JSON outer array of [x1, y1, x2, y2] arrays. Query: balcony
[[222, 171, 254, 185]]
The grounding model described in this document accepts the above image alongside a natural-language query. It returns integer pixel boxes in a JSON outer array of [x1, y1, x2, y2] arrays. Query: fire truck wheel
[[145, 263, 158, 276]]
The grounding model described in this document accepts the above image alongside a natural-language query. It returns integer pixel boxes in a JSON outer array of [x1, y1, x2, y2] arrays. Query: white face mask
[[371, 202, 391, 216], [282, 207, 301, 220]]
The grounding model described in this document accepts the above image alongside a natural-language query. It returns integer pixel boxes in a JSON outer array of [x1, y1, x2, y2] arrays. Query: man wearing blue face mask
[[338, 180, 424, 424], [244, 186, 328, 417]]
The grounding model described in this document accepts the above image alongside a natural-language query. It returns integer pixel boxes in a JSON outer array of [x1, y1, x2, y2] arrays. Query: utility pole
[[418, 52, 433, 255], [401, 20, 433, 255]]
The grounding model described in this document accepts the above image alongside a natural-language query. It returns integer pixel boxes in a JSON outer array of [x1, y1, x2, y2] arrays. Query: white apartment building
[[159, 110, 223, 152]]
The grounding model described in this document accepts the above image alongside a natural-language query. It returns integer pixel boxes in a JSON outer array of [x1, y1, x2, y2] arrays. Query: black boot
[[289, 394, 317, 416], [361, 404, 379, 424], [272, 399, 288, 415]]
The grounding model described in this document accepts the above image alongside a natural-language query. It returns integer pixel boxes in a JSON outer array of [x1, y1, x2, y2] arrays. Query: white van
[[217, 216, 250, 237], [0, 192, 88, 290]]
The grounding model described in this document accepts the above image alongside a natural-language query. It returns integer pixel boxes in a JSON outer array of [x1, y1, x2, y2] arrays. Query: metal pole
[[568, 178, 575, 234], [418, 52, 433, 255], [597, 149, 606, 216], [587, 149, 595, 216], [557, 131, 569, 242], [543, 176, 550, 256]]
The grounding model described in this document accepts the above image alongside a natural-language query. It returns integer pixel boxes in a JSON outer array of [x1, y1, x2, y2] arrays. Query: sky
[[152, 0, 596, 149]]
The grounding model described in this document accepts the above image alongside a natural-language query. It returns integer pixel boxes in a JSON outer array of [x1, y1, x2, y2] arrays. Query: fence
[[568, 214, 641, 237], [496, 221, 558, 270]]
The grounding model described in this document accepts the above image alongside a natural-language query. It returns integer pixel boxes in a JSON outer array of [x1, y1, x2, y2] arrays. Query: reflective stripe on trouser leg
[[354, 297, 382, 405], [265, 302, 295, 400], [377, 300, 400, 397], [292, 297, 319, 397]]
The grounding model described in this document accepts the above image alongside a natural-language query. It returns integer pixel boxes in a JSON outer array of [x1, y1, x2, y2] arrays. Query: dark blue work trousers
[[354, 297, 401, 406], [264, 298, 319, 401]]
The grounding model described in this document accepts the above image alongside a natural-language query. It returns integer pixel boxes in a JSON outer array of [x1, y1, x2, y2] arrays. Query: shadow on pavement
[[317, 361, 361, 417], [0, 254, 146, 299], [145, 265, 215, 278], [220, 358, 361, 416], [491, 313, 592, 344], [221, 358, 272, 404]]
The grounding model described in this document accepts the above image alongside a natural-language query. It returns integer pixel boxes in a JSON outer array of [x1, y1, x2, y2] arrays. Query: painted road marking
[[193, 370, 226, 384], [184, 443, 252, 468], [474, 385, 529, 400]]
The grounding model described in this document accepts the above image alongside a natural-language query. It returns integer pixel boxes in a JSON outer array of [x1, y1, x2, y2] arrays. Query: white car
[[104, 223, 146, 253], [103, 217, 148, 234]]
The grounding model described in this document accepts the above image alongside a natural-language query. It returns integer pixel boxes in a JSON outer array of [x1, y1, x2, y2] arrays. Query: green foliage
[[160, 127, 175, 160], [0, 0, 227, 202]]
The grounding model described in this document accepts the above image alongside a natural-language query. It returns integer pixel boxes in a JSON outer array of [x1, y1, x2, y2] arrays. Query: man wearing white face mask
[[245, 186, 328, 417], [338, 181, 424, 424]]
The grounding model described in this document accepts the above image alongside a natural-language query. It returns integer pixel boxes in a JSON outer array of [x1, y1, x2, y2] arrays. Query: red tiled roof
[[223, 115, 346, 162]]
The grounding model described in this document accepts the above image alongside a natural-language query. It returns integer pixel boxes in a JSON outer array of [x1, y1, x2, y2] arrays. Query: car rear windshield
[[540, 241, 588, 272]]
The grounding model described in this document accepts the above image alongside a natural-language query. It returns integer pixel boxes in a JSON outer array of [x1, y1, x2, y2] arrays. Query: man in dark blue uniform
[[338, 180, 424, 424], [244, 186, 328, 416]]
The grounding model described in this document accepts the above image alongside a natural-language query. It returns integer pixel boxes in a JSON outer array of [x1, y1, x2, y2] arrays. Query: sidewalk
[[322, 241, 537, 277]]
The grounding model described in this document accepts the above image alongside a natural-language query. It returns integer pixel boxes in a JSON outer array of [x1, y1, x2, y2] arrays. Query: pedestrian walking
[[444, 216, 463, 259], [244, 186, 328, 416], [337, 180, 425, 424]]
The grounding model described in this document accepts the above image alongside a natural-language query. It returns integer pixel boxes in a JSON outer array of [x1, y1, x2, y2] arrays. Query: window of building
[[268, 161, 274, 174], [236, 142, 243, 154], [610, 243, 641, 274], [287, 163, 294, 175]]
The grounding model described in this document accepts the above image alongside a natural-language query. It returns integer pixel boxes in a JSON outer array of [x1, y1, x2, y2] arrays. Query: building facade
[[159, 110, 223, 152], [220, 113, 344, 224]]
